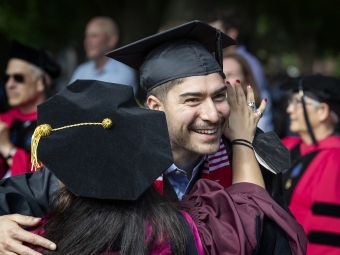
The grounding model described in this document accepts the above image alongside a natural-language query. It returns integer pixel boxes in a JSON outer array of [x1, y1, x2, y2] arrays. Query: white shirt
[[70, 58, 139, 96]]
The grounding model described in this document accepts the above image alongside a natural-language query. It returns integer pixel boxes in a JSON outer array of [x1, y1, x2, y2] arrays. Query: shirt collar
[[165, 156, 206, 175], [93, 58, 115, 75]]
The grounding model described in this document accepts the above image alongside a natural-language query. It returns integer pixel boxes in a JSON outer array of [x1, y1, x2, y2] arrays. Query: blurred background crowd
[[1, 0, 339, 138]]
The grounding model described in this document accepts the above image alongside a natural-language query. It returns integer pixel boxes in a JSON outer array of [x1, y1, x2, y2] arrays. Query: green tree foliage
[[1, 0, 340, 76]]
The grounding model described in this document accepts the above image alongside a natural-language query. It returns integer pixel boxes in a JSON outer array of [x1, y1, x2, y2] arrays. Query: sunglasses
[[4, 74, 25, 83]]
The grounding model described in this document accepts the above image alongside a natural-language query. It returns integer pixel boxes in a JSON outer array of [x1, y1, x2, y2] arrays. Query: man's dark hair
[[38, 186, 188, 255], [147, 78, 186, 103]]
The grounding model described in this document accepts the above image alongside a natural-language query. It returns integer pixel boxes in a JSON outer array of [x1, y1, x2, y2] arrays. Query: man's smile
[[192, 128, 218, 134]]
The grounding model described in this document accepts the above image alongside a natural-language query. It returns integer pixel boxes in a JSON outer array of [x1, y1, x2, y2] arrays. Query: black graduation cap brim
[[252, 130, 290, 174], [37, 80, 173, 200], [280, 74, 340, 102], [10, 40, 60, 79], [106, 20, 236, 91], [106, 20, 236, 70]]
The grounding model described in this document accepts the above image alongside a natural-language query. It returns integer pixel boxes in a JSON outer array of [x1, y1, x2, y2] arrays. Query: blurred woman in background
[[223, 53, 274, 132]]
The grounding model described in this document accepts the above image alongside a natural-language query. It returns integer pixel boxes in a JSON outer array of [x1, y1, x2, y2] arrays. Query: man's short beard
[[168, 120, 226, 156], [171, 137, 221, 156]]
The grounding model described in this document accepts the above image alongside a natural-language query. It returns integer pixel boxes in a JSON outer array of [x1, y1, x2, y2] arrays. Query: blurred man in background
[[70, 16, 140, 97], [0, 41, 60, 179]]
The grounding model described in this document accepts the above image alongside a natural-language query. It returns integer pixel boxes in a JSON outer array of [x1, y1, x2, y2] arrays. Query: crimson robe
[[282, 135, 340, 255], [0, 108, 37, 179]]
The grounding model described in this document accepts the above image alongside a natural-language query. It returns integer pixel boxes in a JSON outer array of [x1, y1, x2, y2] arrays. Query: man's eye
[[214, 94, 226, 100], [185, 98, 199, 103]]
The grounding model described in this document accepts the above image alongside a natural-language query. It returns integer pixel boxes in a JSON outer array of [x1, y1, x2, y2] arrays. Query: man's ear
[[147, 95, 164, 111], [36, 76, 47, 93], [318, 103, 331, 122]]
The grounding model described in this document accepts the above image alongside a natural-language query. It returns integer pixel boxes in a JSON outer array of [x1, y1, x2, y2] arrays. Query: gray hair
[[29, 63, 44, 80]]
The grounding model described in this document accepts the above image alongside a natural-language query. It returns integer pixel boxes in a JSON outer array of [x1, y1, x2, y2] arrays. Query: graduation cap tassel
[[31, 124, 53, 170], [30, 119, 113, 171], [298, 78, 318, 145], [300, 93, 318, 145], [215, 29, 223, 69]]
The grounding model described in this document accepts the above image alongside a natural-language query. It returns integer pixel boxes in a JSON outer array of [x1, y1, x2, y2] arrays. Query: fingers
[[7, 214, 41, 227], [11, 226, 56, 249], [225, 81, 237, 107], [256, 98, 267, 119], [246, 84, 255, 104], [234, 80, 246, 105], [0, 214, 56, 254], [226, 80, 246, 107], [0, 237, 43, 255]]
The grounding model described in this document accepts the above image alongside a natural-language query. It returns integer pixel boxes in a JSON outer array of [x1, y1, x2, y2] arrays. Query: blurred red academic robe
[[0, 108, 36, 179], [282, 135, 340, 255]]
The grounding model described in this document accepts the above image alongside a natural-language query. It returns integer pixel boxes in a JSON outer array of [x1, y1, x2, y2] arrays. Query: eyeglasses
[[287, 97, 320, 108], [4, 74, 25, 83]]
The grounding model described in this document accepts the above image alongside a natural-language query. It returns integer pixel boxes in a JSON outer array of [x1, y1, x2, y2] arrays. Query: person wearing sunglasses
[[0, 41, 60, 180]]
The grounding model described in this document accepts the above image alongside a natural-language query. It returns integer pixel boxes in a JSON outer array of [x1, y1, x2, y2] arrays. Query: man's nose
[[200, 99, 220, 123]]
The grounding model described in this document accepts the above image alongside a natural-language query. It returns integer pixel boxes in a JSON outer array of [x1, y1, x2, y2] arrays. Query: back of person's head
[[42, 186, 187, 255], [206, 7, 246, 45], [31, 80, 187, 254]]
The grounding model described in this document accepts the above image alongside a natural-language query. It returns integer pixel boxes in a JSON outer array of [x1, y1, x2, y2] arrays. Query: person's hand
[[224, 80, 266, 142], [0, 121, 14, 158], [0, 214, 56, 255], [224, 80, 266, 187]]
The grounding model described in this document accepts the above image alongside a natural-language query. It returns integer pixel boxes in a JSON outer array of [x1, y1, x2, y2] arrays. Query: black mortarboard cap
[[106, 20, 236, 92], [281, 74, 340, 117], [32, 80, 173, 200], [281, 74, 340, 144], [10, 41, 60, 79]]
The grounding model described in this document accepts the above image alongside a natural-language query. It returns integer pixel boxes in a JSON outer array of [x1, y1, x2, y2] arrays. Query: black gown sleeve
[[0, 167, 59, 217]]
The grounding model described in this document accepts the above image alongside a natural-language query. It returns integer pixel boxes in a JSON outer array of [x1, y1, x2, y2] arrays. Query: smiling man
[[0, 41, 60, 179], [148, 74, 229, 174], [105, 22, 236, 199], [146, 73, 230, 196]]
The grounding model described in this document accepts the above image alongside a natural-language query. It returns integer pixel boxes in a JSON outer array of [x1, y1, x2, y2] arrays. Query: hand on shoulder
[[0, 214, 56, 255]]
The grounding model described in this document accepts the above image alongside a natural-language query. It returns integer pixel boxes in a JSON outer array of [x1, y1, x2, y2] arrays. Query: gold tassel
[[31, 124, 53, 170], [30, 118, 113, 171]]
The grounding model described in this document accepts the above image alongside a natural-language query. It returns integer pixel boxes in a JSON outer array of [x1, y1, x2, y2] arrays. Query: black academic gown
[[0, 168, 59, 216]]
